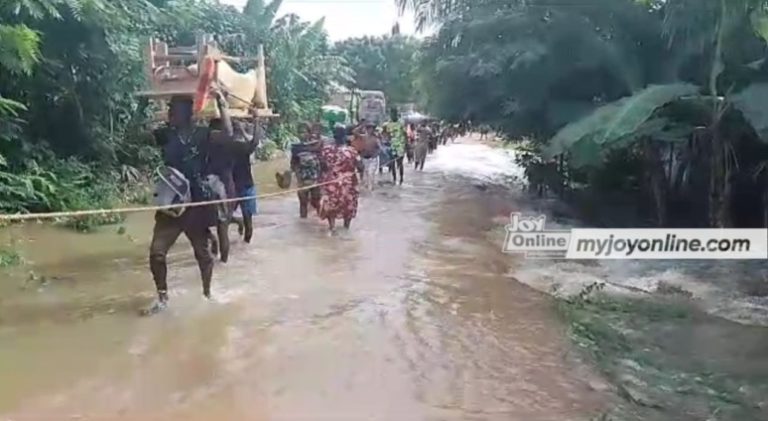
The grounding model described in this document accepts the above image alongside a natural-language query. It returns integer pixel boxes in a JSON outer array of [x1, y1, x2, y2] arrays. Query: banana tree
[[545, 0, 768, 227], [544, 83, 700, 225], [648, 0, 768, 227], [657, 0, 768, 227], [732, 83, 768, 226], [545, 78, 768, 227]]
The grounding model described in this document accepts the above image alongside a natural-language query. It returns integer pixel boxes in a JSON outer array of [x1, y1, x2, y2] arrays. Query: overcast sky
[[222, 0, 421, 41]]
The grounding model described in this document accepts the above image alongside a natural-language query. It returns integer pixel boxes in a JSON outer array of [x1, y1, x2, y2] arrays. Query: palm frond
[[0, 24, 42, 75]]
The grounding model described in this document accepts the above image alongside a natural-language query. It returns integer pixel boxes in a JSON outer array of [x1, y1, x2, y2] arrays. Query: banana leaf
[[545, 83, 700, 163], [546, 100, 597, 129], [567, 119, 694, 168], [731, 83, 768, 143], [615, 118, 695, 147], [546, 100, 622, 156], [569, 136, 603, 168]]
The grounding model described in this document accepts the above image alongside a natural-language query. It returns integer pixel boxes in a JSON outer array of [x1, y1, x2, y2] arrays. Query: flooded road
[[0, 139, 607, 420]]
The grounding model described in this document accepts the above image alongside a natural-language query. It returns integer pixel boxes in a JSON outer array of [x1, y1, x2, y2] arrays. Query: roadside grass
[[560, 287, 768, 421], [0, 246, 22, 268]]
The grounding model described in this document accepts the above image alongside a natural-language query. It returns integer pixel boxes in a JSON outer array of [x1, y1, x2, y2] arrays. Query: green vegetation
[[0, 0, 354, 225], [333, 35, 421, 105], [404, 0, 768, 228], [560, 289, 768, 420], [0, 246, 22, 268]]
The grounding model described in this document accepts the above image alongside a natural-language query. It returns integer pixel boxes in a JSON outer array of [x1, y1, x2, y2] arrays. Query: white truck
[[357, 90, 387, 125]]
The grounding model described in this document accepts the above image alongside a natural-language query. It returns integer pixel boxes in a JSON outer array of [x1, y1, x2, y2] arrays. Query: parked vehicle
[[357, 90, 387, 125]]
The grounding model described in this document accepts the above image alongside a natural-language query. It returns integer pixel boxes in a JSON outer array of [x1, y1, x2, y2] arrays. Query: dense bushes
[[0, 0, 351, 223]]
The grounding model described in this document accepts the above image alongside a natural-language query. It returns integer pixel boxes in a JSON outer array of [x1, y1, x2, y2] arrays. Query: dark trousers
[[414, 143, 428, 171], [389, 156, 404, 184], [212, 221, 230, 263], [297, 186, 322, 218], [149, 208, 215, 298], [405, 143, 414, 163]]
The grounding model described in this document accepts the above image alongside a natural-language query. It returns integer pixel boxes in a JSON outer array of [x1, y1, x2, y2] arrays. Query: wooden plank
[[153, 54, 199, 62], [168, 46, 197, 54], [253, 108, 279, 118], [157, 41, 169, 68], [218, 55, 260, 63], [255, 44, 268, 108], [195, 108, 279, 119], [135, 89, 196, 98], [153, 54, 260, 64], [143, 38, 155, 85]]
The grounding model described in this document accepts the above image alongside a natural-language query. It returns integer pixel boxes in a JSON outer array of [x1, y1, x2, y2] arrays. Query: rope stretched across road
[[0, 155, 402, 222]]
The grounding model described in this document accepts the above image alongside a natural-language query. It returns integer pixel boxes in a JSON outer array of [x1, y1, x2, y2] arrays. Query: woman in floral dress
[[319, 126, 362, 231]]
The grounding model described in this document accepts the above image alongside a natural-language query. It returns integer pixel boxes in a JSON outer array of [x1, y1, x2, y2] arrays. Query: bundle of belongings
[[153, 167, 191, 217], [277, 137, 326, 189], [202, 174, 229, 223]]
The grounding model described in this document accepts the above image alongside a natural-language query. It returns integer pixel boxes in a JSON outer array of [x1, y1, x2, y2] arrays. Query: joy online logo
[[507, 213, 546, 232], [502, 213, 768, 260], [503, 213, 571, 257]]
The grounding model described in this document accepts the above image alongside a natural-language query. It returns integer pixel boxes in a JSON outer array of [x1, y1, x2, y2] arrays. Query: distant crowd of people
[[288, 107, 463, 230], [145, 96, 463, 314]]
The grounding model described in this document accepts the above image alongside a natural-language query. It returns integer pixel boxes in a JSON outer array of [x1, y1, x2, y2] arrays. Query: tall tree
[[333, 35, 420, 105]]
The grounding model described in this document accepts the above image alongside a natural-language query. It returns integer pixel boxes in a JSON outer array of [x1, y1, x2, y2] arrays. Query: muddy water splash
[[0, 140, 607, 420]]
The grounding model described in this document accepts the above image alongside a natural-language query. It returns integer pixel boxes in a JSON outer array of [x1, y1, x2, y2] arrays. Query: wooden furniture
[[137, 34, 277, 120]]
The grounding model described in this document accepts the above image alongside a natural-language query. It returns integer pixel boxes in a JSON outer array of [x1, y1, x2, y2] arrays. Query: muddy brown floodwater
[[0, 139, 608, 420]]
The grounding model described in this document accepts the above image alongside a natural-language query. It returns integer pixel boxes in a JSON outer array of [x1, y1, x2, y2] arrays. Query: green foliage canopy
[[333, 35, 421, 105], [0, 0, 353, 216]]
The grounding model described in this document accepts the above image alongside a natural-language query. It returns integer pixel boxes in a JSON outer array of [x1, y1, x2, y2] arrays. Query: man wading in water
[[414, 123, 430, 171], [382, 108, 406, 185], [359, 122, 381, 191], [232, 120, 262, 243], [206, 117, 236, 264], [145, 92, 233, 314]]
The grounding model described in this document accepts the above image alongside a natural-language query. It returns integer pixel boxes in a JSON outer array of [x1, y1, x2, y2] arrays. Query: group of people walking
[[290, 122, 360, 231], [289, 107, 465, 232], [145, 93, 260, 314], [288, 107, 461, 233], [288, 108, 399, 232], [144, 97, 459, 314]]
